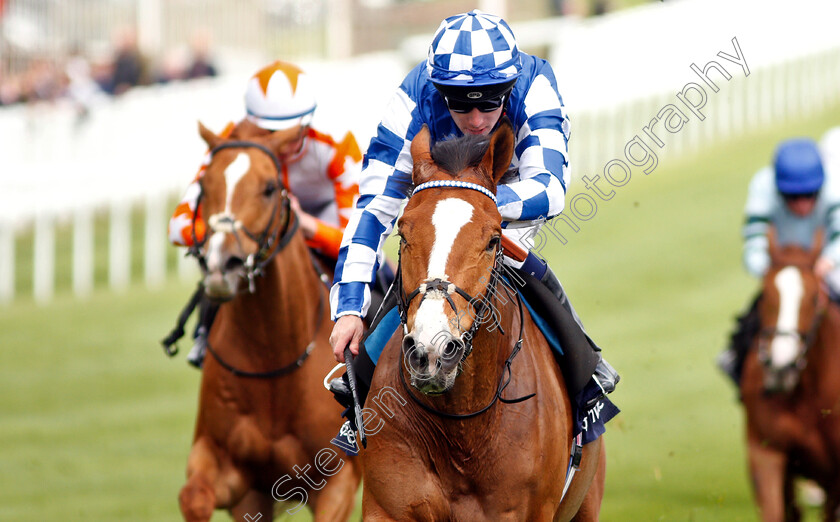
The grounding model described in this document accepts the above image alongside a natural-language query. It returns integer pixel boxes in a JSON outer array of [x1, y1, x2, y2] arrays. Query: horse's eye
[[487, 236, 501, 251], [263, 183, 277, 197]]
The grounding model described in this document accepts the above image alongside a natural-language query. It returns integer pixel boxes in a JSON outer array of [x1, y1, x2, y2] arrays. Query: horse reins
[[397, 275, 535, 419], [204, 287, 325, 379]]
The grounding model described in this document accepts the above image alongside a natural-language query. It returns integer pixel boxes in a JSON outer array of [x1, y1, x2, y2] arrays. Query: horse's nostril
[[225, 257, 244, 272], [442, 339, 464, 361], [402, 335, 417, 353], [403, 335, 429, 374]]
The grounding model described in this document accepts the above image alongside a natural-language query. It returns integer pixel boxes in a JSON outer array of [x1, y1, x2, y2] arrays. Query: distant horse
[[178, 121, 360, 521], [741, 231, 840, 521], [359, 119, 605, 521]]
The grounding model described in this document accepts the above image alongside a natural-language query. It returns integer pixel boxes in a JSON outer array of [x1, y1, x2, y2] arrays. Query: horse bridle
[[188, 140, 298, 293], [396, 245, 506, 360], [395, 180, 535, 418], [757, 292, 828, 373], [183, 139, 326, 378]]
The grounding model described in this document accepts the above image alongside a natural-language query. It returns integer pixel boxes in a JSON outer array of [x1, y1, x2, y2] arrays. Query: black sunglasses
[[782, 191, 819, 201], [444, 94, 506, 114]]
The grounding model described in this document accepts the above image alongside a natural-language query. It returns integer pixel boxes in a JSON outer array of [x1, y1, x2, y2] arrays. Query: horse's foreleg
[[308, 462, 361, 522], [748, 433, 789, 522], [230, 489, 274, 522], [179, 437, 221, 522]]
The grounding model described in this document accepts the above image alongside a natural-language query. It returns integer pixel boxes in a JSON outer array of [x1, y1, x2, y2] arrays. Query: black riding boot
[[187, 297, 219, 369], [717, 293, 761, 387], [513, 261, 620, 401]]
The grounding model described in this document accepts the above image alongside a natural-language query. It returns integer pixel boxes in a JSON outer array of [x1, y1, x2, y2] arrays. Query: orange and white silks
[[168, 124, 361, 260]]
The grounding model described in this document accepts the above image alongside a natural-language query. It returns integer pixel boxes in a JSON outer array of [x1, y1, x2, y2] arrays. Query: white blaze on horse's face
[[770, 266, 804, 369], [412, 198, 474, 370], [204, 152, 252, 297], [223, 153, 251, 212]]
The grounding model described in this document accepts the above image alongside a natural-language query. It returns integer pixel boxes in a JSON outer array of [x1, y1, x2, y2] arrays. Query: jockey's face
[[783, 193, 818, 217], [275, 125, 307, 160], [449, 106, 504, 136]]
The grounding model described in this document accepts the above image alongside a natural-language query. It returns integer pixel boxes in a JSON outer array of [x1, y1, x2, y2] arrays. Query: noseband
[[189, 140, 298, 292]]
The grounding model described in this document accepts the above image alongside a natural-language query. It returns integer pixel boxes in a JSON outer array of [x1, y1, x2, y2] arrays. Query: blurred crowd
[[0, 28, 218, 111]]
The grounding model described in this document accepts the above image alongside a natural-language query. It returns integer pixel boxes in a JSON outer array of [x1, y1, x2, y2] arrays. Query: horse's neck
[[221, 234, 323, 354]]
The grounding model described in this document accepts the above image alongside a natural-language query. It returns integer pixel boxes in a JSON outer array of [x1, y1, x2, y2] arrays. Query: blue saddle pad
[[361, 294, 618, 444]]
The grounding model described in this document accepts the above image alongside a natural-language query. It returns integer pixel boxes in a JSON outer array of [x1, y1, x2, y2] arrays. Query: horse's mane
[[431, 133, 492, 177]]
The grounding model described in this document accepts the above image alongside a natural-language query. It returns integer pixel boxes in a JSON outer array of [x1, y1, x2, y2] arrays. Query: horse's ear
[[481, 117, 515, 186], [198, 121, 222, 149], [410, 124, 436, 185], [266, 126, 305, 156]]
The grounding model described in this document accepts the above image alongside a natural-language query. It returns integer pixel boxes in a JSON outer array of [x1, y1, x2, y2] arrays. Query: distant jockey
[[168, 61, 377, 367], [718, 135, 840, 386]]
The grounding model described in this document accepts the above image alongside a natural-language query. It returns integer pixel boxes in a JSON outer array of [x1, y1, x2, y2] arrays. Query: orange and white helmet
[[244, 61, 317, 130]]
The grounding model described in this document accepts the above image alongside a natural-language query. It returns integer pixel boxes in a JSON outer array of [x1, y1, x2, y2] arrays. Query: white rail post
[[34, 212, 55, 304], [109, 200, 131, 291], [0, 222, 14, 303], [73, 206, 94, 297]]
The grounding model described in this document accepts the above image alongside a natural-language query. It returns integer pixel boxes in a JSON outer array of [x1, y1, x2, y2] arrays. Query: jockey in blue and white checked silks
[[327, 11, 619, 428], [331, 10, 571, 319]]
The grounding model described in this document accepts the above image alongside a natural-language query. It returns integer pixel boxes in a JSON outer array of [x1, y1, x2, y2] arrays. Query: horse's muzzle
[[402, 332, 465, 395], [203, 256, 245, 302]]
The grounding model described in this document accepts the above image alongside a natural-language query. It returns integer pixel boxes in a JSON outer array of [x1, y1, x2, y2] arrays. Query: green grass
[[2, 102, 839, 520]]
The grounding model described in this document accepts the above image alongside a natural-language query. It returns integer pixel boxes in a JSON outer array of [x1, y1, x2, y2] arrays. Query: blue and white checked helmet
[[774, 138, 825, 195], [426, 10, 521, 87]]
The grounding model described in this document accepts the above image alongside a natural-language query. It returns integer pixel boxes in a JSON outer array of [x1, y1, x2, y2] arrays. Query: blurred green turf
[[2, 101, 839, 521]]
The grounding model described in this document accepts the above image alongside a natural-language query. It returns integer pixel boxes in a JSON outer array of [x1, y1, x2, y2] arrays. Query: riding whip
[[344, 347, 367, 448]]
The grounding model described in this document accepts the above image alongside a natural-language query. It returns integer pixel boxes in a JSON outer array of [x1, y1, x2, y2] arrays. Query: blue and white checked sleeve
[[498, 65, 570, 224], [330, 87, 417, 319]]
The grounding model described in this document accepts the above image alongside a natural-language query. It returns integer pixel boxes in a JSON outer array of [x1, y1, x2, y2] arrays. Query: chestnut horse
[[741, 232, 840, 521], [359, 120, 605, 521], [177, 121, 360, 521]]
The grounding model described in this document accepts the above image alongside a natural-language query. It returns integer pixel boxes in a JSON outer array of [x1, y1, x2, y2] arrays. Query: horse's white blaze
[[224, 152, 250, 212], [428, 198, 473, 279], [413, 198, 474, 360], [205, 232, 226, 273], [771, 266, 804, 368]]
